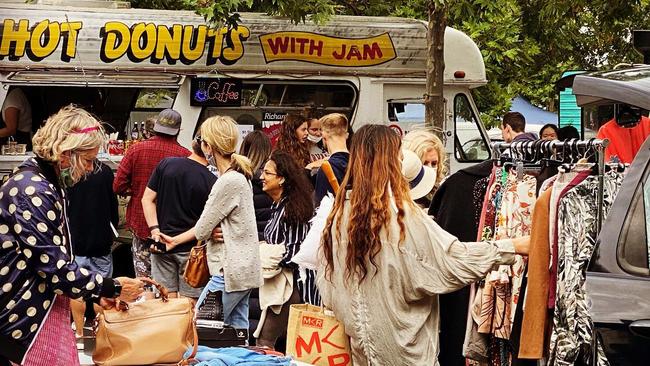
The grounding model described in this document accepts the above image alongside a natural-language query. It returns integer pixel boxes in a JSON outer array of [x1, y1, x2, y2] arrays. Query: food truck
[[0, 0, 492, 174]]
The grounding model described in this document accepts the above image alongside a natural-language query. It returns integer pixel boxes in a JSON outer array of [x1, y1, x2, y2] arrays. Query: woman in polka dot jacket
[[0, 106, 144, 366]]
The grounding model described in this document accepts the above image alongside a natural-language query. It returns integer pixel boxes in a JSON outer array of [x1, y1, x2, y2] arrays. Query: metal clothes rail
[[490, 138, 610, 233]]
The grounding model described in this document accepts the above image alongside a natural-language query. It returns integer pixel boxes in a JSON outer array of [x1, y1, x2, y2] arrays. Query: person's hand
[[513, 236, 530, 256], [99, 297, 116, 310], [305, 159, 326, 170], [114, 277, 145, 302], [157, 233, 177, 252], [150, 228, 161, 243], [212, 227, 224, 243]]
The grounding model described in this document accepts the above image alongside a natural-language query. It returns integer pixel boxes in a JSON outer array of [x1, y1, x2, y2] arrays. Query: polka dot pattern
[[43, 300, 51, 309], [8, 204, 16, 214], [56, 260, 65, 269], [9, 314, 18, 323], [26, 236, 37, 246], [31, 197, 42, 207], [2, 283, 12, 292], [37, 222, 48, 232], [47, 211, 56, 221], [22, 210, 32, 220], [14, 174, 24, 181], [40, 254, 49, 264], [72, 287, 80, 294], [80, 267, 89, 276], [24, 186, 36, 195], [22, 290, 31, 300], [2, 241, 12, 249], [0, 225, 8, 234], [26, 307, 36, 317], [31, 175, 42, 182], [23, 248, 32, 258], [0, 266, 9, 276], [13, 224, 22, 234], [9, 187, 18, 196], [11, 330, 22, 339], [6, 300, 16, 310], [53, 236, 62, 245], [38, 283, 46, 293], [66, 271, 76, 281], [16, 260, 26, 270], [51, 275, 59, 284], [86, 282, 96, 290], [54, 289, 63, 295], [30, 324, 38, 333]]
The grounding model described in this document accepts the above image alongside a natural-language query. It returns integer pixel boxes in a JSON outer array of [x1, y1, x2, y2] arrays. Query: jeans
[[196, 276, 252, 329], [75, 254, 113, 278]]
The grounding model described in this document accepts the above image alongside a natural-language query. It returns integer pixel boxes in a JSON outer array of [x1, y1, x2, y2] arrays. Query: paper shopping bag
[[286, 304, 352, 366]]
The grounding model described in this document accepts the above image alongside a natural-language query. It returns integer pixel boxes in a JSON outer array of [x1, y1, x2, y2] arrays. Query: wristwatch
[[112, 278, 122, 298]]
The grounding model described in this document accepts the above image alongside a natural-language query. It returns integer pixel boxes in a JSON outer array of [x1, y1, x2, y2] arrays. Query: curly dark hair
[[269, 150, 314, 225], [275, 113, 310, 167]]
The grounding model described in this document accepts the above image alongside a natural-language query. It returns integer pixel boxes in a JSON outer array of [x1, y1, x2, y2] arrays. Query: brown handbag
[[183, 240, 210, 288], [93, 278, 198, 366]]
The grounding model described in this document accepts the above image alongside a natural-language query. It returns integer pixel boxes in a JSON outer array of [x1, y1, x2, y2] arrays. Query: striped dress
[[263, 198, 321, 306]]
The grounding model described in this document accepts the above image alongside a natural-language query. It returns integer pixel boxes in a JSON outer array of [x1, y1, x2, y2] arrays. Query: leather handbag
[[93, 278, 198, 366], [183, 240, 210, 288]]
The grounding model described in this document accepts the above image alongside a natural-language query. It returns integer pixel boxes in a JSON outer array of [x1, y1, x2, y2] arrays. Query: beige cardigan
[[317, 198, 516, 366], [195, 171, 262, 292]]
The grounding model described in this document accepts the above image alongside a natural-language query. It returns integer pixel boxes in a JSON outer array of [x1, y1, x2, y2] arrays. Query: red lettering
[[267, 37, 289, 55], [322, 324, 346, 350], [346, 45, 362, 60], [363, 42, 383, 60], [302, 316, 324, 329], [332, 44, 346, 59], [309, 39, 323, 56], [296, 38, 309, 54], [328, 353, 351, 366], [296, 332, 322, 358]]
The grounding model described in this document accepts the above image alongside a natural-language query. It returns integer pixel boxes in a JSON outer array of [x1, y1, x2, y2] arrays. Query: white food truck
[[0, 0, 492, 174]]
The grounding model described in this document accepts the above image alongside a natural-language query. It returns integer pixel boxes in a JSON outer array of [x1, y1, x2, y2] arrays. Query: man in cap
[[114, 109, 190, 284]]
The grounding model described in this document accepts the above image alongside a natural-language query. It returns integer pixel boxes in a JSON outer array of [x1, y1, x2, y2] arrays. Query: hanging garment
[[518, 189, 552, 359], [548, 172, 624, 366], [478, 172, 536, 340]]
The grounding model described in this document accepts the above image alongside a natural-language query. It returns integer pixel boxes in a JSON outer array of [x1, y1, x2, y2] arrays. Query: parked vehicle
[[570, 65, 650, 366], [0, 0, 492, 174]]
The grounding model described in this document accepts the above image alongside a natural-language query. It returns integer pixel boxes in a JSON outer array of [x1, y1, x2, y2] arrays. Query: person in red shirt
[[113, 109, 190, 280], [597, 107, 650, 164]]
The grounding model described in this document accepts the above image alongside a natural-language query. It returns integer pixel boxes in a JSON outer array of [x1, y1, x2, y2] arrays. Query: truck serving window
[[454, 93, 489, 162], [197, 80, 357, 132]]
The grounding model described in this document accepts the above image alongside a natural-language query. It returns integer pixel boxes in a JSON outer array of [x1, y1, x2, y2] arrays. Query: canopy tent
[[510, 96, 558, 129]]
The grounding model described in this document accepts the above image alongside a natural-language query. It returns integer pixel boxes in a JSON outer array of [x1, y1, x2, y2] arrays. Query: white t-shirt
[[2, 88, 32, 133]]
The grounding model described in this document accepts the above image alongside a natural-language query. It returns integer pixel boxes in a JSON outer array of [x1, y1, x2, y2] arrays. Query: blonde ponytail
[[230, 153, 253, 180]]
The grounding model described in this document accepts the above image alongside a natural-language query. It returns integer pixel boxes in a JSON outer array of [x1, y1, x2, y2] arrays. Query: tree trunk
[[424, 1, 447, 140]]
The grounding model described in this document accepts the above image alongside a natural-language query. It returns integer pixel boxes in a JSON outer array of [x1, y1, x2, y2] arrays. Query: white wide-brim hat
[[401, 149, 437, 200]]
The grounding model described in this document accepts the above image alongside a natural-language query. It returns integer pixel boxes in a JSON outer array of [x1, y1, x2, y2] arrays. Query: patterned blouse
[[264, 198, 320, 305], [0, 158, 113, 364]]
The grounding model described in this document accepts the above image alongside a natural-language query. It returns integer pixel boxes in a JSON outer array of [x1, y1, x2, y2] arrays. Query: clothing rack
[[490, 138, 610, 232]]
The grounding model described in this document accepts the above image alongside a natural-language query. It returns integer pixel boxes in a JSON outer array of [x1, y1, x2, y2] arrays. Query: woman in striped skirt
[[256, 150, 320, 349]]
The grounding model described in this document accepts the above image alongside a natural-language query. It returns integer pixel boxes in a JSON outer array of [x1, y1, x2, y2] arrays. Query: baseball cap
[[153, 109, 182, 135], [401, 149, 437, 200]]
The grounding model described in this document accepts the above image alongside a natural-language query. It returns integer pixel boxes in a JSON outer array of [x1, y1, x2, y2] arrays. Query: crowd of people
[[0, 105, 535, 366]]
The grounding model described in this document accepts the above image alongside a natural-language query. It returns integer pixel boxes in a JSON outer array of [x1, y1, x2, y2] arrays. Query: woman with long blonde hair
[[319, 124, 529, 365], [161, 115, 262, 329]]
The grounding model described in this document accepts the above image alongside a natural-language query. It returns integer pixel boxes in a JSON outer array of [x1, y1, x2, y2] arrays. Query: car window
[[618, 166, 650, 276], [454, 94, 489, 161]]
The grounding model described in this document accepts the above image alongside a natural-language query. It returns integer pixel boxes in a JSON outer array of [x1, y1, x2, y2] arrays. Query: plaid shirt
[[113, 136, 190, 239]]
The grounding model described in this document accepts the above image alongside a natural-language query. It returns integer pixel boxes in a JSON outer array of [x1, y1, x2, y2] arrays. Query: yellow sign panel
[[259, 31, 396, 67]]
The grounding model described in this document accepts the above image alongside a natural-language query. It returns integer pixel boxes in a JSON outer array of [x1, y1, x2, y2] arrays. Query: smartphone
[[146, 238, 166, 253]]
